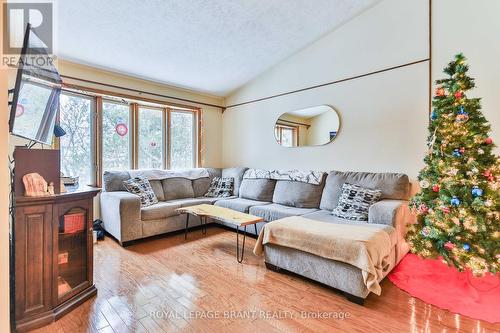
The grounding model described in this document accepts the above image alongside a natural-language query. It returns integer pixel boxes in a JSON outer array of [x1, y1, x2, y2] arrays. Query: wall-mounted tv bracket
[[8, 89, 15, 106]]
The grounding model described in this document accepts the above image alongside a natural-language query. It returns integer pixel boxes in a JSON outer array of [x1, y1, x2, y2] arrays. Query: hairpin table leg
[[184, 214, 190, 240], [201, 216, 207, 235], [254, 223, 258, 236], [236, 225, 247, 263]]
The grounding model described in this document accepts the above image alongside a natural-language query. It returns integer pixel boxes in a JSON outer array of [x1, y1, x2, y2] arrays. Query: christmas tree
[[407, 53, 500, 275]]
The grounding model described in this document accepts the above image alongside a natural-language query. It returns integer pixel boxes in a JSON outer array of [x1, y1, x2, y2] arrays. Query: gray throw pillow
[[123, 177, 158, 207], [205, 177, 234, 198], [332, 183, 381, 221]]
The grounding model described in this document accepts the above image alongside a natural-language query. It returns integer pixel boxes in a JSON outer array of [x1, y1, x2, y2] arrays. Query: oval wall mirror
[[274, 105, 340, 147]]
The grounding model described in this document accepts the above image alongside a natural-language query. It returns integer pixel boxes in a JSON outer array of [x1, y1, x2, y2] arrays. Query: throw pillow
[[123, 177, 158, 207], [332, 183, 382, 221], [204, 177, 234, 198]]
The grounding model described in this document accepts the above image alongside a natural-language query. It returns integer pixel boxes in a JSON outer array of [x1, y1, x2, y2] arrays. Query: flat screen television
[[9, 24, 62, 145]]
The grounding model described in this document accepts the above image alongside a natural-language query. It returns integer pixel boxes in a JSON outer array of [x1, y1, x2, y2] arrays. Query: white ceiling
[[56, 0, 379, 97]]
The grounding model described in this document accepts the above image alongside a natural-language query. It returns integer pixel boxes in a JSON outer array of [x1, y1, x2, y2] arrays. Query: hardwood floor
[[31, 227, 497, 333]]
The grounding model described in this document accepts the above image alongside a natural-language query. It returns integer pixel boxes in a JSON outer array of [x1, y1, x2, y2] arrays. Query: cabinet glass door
[[57, 208, 88, 299]]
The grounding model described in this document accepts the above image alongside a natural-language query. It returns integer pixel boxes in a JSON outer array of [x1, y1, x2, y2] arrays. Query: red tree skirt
[[388, 254, 500, 323]]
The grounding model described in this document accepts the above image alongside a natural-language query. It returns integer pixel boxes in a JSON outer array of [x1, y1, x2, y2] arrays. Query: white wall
[[223, 0, 500, 178], [223, 0, 429, 178]]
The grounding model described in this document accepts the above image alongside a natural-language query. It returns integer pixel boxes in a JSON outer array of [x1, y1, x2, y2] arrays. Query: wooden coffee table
[[176, 204, 263, 263]]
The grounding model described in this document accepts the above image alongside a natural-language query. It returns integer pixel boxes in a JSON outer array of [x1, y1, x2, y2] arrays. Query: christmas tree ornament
[[430, 111, 438, 121], [408, 53, 500, 275], [421, 227, 431, 237], [419, 180, 430, 189], [444, 242, 455, 250], [435, 87, 445, 96], [471, 186, 483, 197], [456, 107, 469, 122], [483, 170, 492, 178], [456, 113, 469, 122], [418, 204, 429, 214]]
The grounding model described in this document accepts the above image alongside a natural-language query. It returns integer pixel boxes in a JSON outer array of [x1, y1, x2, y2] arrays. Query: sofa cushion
[[320, 171, 410, 211], [103, 170, 130, 192], [332, 183, 382, 221], [222, 167, 248, 196], [192, 168, 222, 197], [123, 177, 158, 207], [215, 198, 271, 213], [302, 210, 366, 225], [149, 180, 165, 201], [204, 177, 234, 198], [249, 203, 318, 222], [239, 179, 276, 202], [141, 202, 181, 221], [162, 178, 195, 200], [272, 180, 324, 208]]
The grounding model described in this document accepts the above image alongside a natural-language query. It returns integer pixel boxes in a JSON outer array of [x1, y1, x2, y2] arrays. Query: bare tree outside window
[[170, 111, 195, 169], [59, 93, 93, 185], [138, 107, 163, 169], [102, 101, 131, 171]]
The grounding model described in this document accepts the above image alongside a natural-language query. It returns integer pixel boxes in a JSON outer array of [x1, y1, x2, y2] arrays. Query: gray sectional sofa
[[100, 167, 412, 303]]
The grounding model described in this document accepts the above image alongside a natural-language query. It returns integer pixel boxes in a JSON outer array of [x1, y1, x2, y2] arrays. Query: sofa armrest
[[368, 199, 415, 263], [100, 191, 142, 244]]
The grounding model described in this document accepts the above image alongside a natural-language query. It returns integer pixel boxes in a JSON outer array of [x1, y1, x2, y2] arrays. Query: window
[[56, 88, 200, 187], [102, 101, 131, 171], [138, 107, 164, 169], [170, 110, 196, 169], [275, 125, 297, 147], [59, 92, 95, 186]]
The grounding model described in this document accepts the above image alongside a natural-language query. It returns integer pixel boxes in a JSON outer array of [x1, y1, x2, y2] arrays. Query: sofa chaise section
[[262, 170, 412, 303], [100, 168, 247, 245]]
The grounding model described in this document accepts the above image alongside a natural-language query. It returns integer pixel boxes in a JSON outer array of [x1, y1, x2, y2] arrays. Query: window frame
[[275, 124, 298, 147], [169, 108, 198, 170], [57, 90, 98, 186], [56, 85, 202, 187], [136, 104, 166, 170], [100, 98, 134, 171]]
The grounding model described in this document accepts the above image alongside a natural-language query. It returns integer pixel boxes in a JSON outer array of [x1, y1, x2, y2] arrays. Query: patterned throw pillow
[[332, 183, 382, 221], [204, 177, 234, 198], [123, 177, 158, 207]]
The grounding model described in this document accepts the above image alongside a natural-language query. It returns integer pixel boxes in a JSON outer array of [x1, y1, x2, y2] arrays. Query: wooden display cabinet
[[14, 187, 100, 332]]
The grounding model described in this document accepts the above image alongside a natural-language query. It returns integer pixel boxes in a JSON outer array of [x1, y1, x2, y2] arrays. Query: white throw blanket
[[128, 168, 209, 180], [244, 169, 325, 185], [254, 216, 395, 295]]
